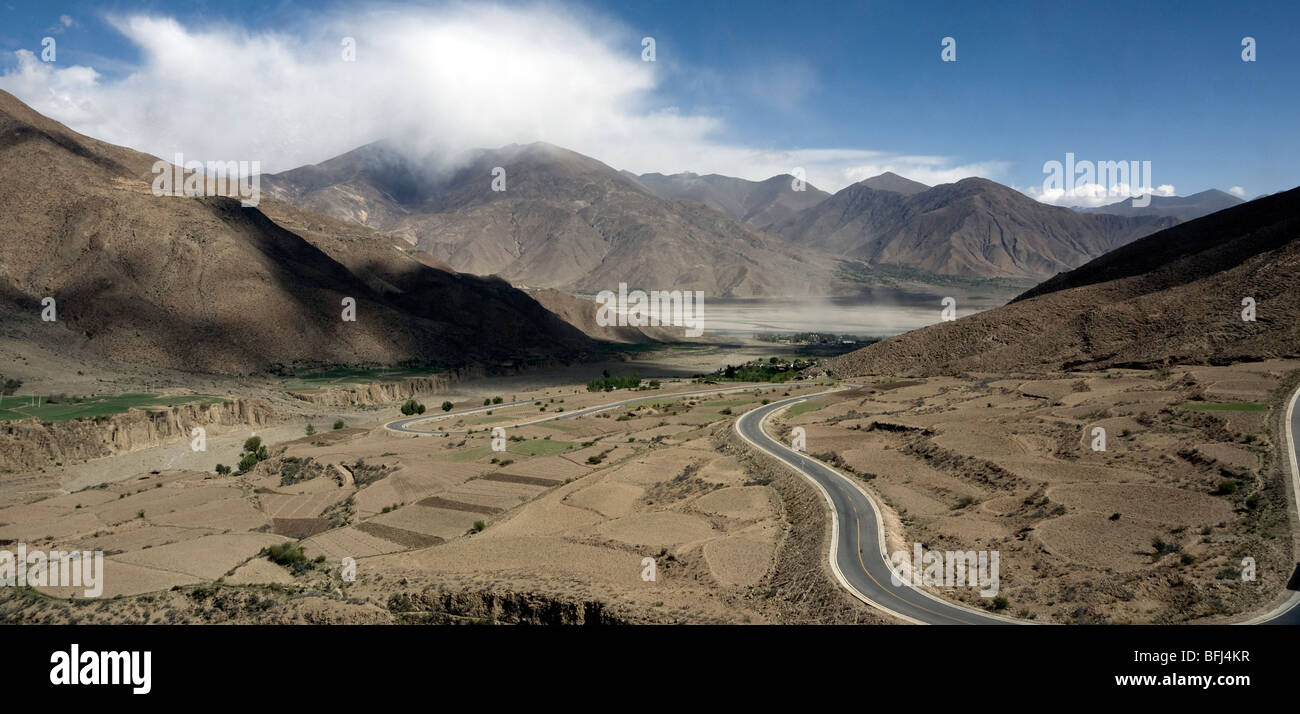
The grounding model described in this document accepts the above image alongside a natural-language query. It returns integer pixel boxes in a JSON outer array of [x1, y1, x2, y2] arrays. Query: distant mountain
[[854, 171, 929, 196], [773, 176, 1176, 280], [0, 90, 591, 374], [629, 172, 831, 229], [265, 142, 848, 297], [818, 185, 1300, 376], [1080, 189, 1245, 221]]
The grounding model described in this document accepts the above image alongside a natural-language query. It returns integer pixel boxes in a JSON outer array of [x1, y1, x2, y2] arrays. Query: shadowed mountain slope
[[0, 90, 591, 374], [264, 142, 851, 297], [817, 187, 1300, 376]]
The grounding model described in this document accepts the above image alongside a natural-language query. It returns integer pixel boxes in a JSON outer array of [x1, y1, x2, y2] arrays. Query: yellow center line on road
[[855, 516, 968, 625]]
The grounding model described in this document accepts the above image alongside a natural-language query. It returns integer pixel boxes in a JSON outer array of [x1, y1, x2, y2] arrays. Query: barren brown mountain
[[629, 171, 832, 230], [1082, 189, 1244, 221], [0, 90, 592, 374], [818, 188, 1300, 376], [264, 141, 850, 297], [853, 171, 930, 196], [775, 176, 1176, 280]]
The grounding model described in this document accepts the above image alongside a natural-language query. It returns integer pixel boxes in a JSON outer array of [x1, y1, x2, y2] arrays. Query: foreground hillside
[[819, 187, 1300, 377], [0, 90, 591, 374]]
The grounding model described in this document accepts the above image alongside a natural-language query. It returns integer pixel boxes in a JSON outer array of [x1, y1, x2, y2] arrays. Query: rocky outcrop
[[387, 586, 639, 624], [0, 398, 277, 473], [286, 366, 485, 408]]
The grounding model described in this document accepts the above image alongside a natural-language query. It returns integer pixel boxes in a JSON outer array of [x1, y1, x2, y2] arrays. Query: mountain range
[[626, 171, 831, 230], [2, 85, 1268, 380], [267, 143, 1203, 290], [818, 185, 1300, 376], [0, 90, 591, 374], [771, 176, 1177, 280], [1078, 189, 1244, 221], [264, 142, 842, 297]]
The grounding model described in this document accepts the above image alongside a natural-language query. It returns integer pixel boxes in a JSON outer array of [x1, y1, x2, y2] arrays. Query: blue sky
[[1, 0, 1295, 201]]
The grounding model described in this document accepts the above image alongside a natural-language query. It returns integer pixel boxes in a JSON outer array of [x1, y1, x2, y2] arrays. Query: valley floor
[[765, 360, 1298, 623], [1, 348, 1295, 625]]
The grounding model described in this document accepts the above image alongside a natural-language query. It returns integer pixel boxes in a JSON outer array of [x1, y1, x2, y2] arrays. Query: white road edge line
[[746, 392, 1023, 625], [733, 389, 924, 625], [1238, 382, 1300, 625]]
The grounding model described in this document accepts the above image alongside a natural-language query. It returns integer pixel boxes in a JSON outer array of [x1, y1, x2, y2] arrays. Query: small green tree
[[441, 401, 453, 412], [243, 436, 262, 453], [305, 423, 316, 436], [215, 464, 231, 476], [333, 420, 345, 430], [237, 452, 259, 474]]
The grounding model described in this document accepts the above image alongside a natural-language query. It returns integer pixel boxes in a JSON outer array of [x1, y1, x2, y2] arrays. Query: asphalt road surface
[[735, 388, 1012, 625], [736, 386, 1300, 625], [385, 379, 1300, 625]]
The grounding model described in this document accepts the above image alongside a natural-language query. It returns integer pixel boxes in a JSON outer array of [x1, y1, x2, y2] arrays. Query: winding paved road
[[735, 388, 1014, 625], [738, 386, 1300, 625], [1241, 383, 1300, 624], [384, 380, 1300, 625]]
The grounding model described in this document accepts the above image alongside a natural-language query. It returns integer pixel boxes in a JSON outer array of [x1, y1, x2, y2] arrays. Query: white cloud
[[43, 14, 78, 34], [839, 154, 1010, 189], [0, 5, 997, 192], [1229, 186, 1246, 197], [1026, 182, 1176, 208]]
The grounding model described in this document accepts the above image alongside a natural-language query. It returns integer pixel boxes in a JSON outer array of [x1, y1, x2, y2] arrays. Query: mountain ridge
[[265, 141, 850, 297], [1078, 189, 1245, 221], [0, 90, 592, 374], [773, 176, 1177, 280], [816, 185, 1300, 376]]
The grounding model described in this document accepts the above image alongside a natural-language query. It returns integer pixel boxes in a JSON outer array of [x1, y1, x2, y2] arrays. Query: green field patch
[[443, 445, 496, 462], [1180, 402, 1268, 412], [0, 393, 224, 423], [508, 439, 574, 456], [786, 401, 827, 417]]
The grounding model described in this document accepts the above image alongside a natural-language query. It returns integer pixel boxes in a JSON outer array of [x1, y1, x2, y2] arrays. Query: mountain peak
[[1080, 188, 1244, 221], [855, 171, 929, 195]]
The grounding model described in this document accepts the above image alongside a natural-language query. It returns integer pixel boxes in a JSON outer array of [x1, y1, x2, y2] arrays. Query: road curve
[[385, 383, 777, 435], [735, 388, 1014, 625], [382, 379, 1300, 624], [739, 385, 1300, 625], [1242, 382, 1300, 624]]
